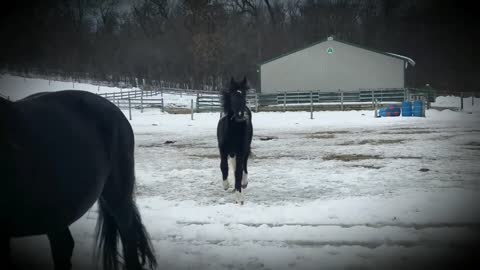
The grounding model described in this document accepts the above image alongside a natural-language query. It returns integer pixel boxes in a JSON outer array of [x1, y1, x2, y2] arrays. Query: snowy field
[[2, 75, 480, 269], [0, 74, 197, 108], [10, 108, 480, 270]]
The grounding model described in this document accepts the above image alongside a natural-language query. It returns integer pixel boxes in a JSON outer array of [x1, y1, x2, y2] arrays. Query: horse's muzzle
[[234, 116, 246, 122], [231, 111, 246, 122]]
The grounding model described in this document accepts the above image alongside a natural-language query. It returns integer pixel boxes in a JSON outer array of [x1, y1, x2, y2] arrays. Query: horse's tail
[[95, 114, 157, 270], [96, 198, 157, 270], [96, 198, 120, 270]]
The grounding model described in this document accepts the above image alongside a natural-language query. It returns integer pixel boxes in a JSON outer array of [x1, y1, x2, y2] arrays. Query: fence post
[[255, 93, 259, 112], [161, 98, 164, 112], [283, 92, 287, 112], [340, 90, 344, 111], [426, 92, 431, 109], [310, 91, 313, 119], [460, 92, 464, 111], [128, 98, 132, 120], [422, 97, 426, 117], [191, 99, 194, 120], [196, 93, 200, 113], [374, 98, 378, 118], [117, 99, 120, 108], [211, 95, 214, 111], [141, 90, 144, 113], [472, 92, 475, 106], [371, 89, 374, 109]]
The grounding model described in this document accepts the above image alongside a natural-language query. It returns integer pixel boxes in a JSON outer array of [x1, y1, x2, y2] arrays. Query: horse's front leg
[[234, 155, 245, 205], [242, 152, 249, 189], [1, 236, 14, 269], [220, 151, 229, 190]]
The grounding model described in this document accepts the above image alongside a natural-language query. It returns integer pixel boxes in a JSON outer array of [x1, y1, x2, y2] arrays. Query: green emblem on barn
[[327, 47, 334, 54]]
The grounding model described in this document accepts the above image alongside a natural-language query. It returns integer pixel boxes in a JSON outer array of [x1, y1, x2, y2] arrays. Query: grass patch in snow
[[464, 141, 480, 147], [306, 134, 336, 139], [380, 130, 434, 135], [350, 165, 383, 170], [323, 154, 381, 161], [138, 142, 213, 149], [338, 139, 405, 146], [189, 154, 219, 159]]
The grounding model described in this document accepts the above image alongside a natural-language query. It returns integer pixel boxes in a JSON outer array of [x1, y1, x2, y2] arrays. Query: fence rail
[[113, 98, 164, 110], [99, 89, 162, 100], [196, 90, 258, 112]]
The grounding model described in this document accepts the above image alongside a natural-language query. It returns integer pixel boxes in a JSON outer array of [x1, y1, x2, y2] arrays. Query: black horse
[[0, 90, 157, 270], [217, 77, 253, 204]]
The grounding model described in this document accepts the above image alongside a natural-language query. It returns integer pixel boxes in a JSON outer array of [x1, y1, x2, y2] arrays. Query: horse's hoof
[[235, 190, 244, 205], [223, 180, 229, 190], [241, 184, 248, 189]]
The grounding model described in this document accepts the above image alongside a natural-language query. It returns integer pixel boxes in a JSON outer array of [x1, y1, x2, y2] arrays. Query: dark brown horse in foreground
[[1, 90, 157, 270]]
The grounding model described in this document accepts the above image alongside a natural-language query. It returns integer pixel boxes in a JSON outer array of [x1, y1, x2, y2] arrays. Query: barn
[[259, 36, 415, 94]]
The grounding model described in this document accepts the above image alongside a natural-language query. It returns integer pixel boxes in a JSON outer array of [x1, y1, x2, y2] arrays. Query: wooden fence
[[196, 90, 258, 112], [259, 88, 408, 106], [99, 89, 162, 100], [97, 87, 442, 116]]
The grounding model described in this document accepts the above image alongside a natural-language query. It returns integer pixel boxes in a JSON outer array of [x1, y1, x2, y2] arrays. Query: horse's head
[[222, 76, 249, 122]]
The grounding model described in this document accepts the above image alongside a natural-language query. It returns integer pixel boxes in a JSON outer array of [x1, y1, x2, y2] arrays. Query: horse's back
[[6, 90, 132, 236]]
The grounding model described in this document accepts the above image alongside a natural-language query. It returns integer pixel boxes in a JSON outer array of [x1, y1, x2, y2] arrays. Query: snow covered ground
[[3, 74, 480, 269], [431, 95, 479, 112], [10, 107, 480, 270]]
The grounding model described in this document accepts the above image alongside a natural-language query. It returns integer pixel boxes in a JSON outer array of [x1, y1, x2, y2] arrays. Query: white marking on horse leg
[[228, 156, 236, 171], [235, 190, 244, 205], [223, 180, 230, 190], [228, 156, 236, 185], [241, 172, 248, 188]]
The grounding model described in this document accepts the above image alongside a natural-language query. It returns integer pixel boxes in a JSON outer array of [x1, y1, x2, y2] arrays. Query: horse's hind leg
[[47, 228, 74, 270], [234, 155, 245, 204]]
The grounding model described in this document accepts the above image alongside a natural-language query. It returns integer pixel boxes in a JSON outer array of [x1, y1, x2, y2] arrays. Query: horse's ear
[[241, 76, 247, 85], [241, 76, 249, 90]]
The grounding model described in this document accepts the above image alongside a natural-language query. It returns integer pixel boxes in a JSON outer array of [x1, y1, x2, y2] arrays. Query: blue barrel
[[385, 104, 401, 117], [412, 100, 423, 117], [402, 101, 412, 117], [379, 108, 386, 117]]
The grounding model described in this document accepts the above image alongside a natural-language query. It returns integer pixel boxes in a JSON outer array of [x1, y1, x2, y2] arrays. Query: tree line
[[0, 0, 477, 92]]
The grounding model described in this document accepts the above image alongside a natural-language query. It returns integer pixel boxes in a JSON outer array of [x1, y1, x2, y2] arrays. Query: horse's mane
[[220, 89, 231, 115]]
